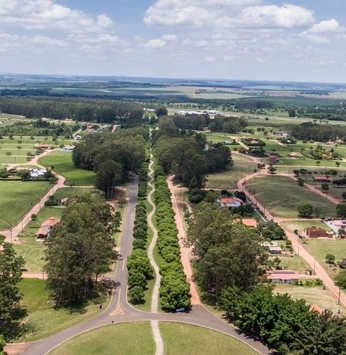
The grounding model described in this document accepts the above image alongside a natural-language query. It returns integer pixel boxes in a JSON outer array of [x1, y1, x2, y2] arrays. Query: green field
[[206, 153, 257, 190], [53, 187, 99, 199], [48, 321, 259, 355], [18, 278, 109, 342], [0, 180, 51, 230], [159, 322, 260, 355], [39, 151, 96, 186], [270, 254, 310, 273], [281, 221, 333, 235], [246, 175, 337, 218]]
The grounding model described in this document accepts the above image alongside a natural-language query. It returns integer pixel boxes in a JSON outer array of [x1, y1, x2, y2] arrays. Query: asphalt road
[[21, 174, 272, 355]]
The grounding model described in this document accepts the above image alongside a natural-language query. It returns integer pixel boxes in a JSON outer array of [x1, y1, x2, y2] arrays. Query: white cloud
[[32, 35, 66, 46], [162, 34, 177, 41], [0, 0, 114, 33], [67, 34, 119, 44], [183, 39, 208, 47], [203, 55, 215, 62], [256, 57, 266, 63], [138, 39, 167, 48], [309, 19, 344, 33], [144, 1, 314, 29]]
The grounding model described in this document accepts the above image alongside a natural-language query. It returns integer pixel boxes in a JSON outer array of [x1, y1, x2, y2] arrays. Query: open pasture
[[245, 175, 336, 218], [39, 151, 96, 186], [0, 180, 51, 230]]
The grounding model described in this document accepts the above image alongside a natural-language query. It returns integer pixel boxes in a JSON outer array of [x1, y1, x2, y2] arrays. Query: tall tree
[[0, 243, 26, 340], [95, 160, 122, 199]]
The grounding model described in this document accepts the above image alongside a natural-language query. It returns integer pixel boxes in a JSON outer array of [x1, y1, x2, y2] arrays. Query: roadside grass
[[206, 154, 257, 190], [0, 180, 51, 230], [18, 278, 110, 342], [159, 322, 260, 355], [270, 254, 310, 273], [274, 284, 345, 315], [303, 239, 346, 279], [245, 175, 336, 218], [48, 322, 154, 355], [38, 151, 96, 186], [53, 187, 98, 199]]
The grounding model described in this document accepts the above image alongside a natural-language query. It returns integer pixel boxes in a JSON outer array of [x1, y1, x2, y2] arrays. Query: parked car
[[176, 307, 185, 313]]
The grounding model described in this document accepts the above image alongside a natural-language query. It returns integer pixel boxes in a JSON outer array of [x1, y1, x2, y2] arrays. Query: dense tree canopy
[[44, 192, 117, 306], [0, 243, 26, 340]]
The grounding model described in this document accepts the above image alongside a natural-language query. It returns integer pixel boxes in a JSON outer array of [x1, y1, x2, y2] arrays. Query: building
[[268, 155, 280, 163], [30, 168, 47, 178], [306, 227, 334, 239], [267, 270, 299, 284], [261, 241, 282, 254], [218, 197, 243, 208], [36, 217, 60, 239], [34, 143, 49, 149], [312, 175, 332, 183]]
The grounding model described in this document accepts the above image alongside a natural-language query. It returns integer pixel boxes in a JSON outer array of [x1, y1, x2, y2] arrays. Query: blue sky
[[1, 0, 346, 82]]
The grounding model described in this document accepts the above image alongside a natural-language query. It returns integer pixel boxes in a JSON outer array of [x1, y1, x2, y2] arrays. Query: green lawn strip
[[159, 322, 260, 355], [274, 284, 345, 315], [281, 221, 333, 235], [38, 151, 96, 186], [206, 154, 257, 190], [0, 180, 51, 230], [245, 175, 336, 218], [270, 255, 310, 273], [0, 156, 27, 164], [47, 322, 154, 355], [53, 187, 97, 199], [17, 278, 111, 342]]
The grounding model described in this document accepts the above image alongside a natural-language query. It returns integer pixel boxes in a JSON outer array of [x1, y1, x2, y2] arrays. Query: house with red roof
[[267, 270, 299, 284], [218, 197, 243, 208], [36, 217, 60, 239]]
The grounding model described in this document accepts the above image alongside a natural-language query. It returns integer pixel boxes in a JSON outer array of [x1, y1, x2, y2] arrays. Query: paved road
[[15, 173, 272, 355]]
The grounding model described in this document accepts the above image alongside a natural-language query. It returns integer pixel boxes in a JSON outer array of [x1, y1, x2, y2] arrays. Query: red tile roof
[[41, 217, 59, 227], [220, 197, 243, 204]]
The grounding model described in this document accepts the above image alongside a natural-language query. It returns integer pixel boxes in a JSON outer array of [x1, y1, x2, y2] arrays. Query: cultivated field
[[245, 175, 336, 218]]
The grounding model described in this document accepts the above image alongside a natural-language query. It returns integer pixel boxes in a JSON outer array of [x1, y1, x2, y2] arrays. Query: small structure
[[35, 143, 49, 149], [312, 175, 332, 183], [306, 227, 334, 239], [74, 135, 82, 141], [217, 197, 243, 208], [268, 155, 280, 163], [60, 198, 69, 205], [267, 270, 299, 284], [234, 218, 258, 228], [288, 152, 299, 158], [36, 217, 60, 239], [268, 246, 283, 255], [30, 168, 47, 178]]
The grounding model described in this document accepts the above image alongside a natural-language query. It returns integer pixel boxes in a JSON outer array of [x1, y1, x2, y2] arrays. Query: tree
[[326, 254, 335, 264], [0, 243, 26, 340], [336, 204, 346, 218], [155, 107, 168, 117], [160, 274, 191, 311], [288, 109, 296, 117], [334, 270, 346, 288], [298, 178, 304, 186], [298, 203, 313, 218], [128, 286, 144, 304], [321, 183, 329, 193], [0, 335, 5, 355], [342, 192, 346, 200], [44, 194, 116, 306], [95, 160, 122, 199]]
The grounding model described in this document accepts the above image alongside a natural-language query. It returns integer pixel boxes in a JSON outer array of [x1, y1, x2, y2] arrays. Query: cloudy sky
[[1, 0, 346, 83]]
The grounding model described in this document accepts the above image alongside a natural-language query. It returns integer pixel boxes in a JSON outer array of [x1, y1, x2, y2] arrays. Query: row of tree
[[154, 170, 191, 310], [44, 192, 117, 305], [220, 285, 346, 355], [0, 97, 143, 123], [291, 121, 346, 142]]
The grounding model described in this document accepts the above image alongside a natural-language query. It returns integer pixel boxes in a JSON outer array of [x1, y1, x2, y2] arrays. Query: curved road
[[13, 173, 273, 355]]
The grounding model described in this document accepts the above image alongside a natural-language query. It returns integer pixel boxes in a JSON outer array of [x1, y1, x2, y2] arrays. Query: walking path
[[167, 177, 201, 305], [146, 149, 164, 355]]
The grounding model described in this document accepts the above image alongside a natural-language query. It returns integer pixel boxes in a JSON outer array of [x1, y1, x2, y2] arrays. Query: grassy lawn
[[53, 187, 98, 199], [245, 175, 336, 218], [274, 284, 345, 315], [0, 180, 51, 230], [206, 153, 257, 190], [270, 254, 311, 273], [39, 151, 96, 186], [48, 322, 154, 355], [18, 278, 110, 342], [160, 322, 260, 355]]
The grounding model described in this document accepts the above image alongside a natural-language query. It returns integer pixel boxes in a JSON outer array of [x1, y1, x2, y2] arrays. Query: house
[[309, 305, 324, 314], [268, 246, 283, 254], [30, 168, 47, 178], [268, 155, 280, 163], [234, 218, 258, 228], [312, 175, 332, 182], [218, 197, 243, 208], [60, 198, 69, 205], [306, 227, 334, 239], [74, 135, 82, 141], [267, 270, 299, 284], [36, 217, 60, 239], [288, 152, 299, 158]]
